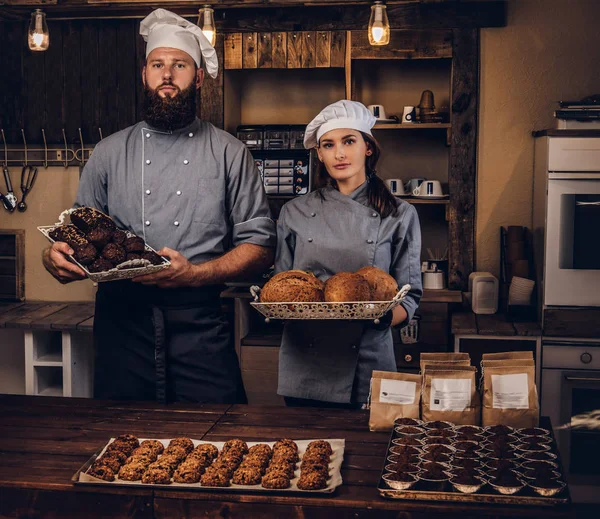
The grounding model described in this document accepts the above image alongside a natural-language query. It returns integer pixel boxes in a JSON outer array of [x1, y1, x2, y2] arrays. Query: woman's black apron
[[93, 280, 246, 404]]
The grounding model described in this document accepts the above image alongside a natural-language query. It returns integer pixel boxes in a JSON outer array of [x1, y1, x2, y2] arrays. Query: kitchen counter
[[0, 395, 574, 518]]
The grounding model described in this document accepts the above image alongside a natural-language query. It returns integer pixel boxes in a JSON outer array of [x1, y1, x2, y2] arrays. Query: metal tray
[[72, 437, 344, 495], [249, 284, 411, 322], [38, 209, 170, 283], [378, 423, 570, 506]]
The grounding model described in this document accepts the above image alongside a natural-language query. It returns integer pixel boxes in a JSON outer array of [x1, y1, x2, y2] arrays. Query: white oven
[[534, 136, 600, 307], [541, 339, 600, 502]]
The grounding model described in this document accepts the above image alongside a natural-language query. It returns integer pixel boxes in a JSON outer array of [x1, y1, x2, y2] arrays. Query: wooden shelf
[[402, 197, 449, 205], [373, 123, 450, 130], [34, 353, 62, 365], [421, 289, 462, 304]]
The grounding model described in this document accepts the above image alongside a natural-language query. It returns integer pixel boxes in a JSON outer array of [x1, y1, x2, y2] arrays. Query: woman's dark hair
[[314, 131, 398, 218]]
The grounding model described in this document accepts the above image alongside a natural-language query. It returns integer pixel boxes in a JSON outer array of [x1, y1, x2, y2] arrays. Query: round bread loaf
[[324, 272, 371, 302], [260, 270, 324, 303], [356, 266, 399, 301]]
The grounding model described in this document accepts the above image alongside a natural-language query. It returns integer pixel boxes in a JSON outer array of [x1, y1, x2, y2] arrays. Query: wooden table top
[[0, 395, 573, 519]]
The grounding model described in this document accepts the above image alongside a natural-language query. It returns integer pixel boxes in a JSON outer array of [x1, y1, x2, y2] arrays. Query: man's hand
[[131, 247, 198, 288], [42, 242, 87, 284]]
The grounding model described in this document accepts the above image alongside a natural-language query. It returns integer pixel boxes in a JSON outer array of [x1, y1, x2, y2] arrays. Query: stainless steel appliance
[[541, 338, 600, 502], [533, 136, 600, 306], [238, 125, 312, 197]]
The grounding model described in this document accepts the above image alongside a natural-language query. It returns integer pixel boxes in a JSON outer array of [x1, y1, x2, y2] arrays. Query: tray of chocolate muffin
[[38, 207, 170, 282], [250, 268, 411, 321], [377, 419, 570, 506], [73, 435, 344, 494]]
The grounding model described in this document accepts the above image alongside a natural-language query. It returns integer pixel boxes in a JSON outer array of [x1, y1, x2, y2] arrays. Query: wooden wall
[[0, 19, 223, 146]]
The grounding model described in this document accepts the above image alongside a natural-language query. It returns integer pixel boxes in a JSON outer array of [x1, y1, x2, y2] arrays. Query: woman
[[275, 100, 423, 407]]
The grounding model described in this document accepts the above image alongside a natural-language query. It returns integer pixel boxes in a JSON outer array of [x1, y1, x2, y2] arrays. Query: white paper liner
[[79, 438, 345, 493]]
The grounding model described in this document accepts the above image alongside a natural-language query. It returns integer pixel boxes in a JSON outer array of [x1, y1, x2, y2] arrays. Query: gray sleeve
[[73, 143, 109, 212], [226, 145, 276, 248], [274, 204, 295, 273], [391, 204, 423, 322]]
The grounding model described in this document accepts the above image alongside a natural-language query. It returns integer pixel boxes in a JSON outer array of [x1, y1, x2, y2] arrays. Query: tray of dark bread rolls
[[250, 269, 411, 321], [39, 207, 170, 282]]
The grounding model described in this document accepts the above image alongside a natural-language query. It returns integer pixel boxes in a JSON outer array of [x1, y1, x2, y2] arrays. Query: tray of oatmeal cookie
[[72, 435, 344, 494]]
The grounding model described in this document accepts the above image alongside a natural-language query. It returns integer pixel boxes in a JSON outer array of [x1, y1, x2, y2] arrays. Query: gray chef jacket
[[75, 118, 276, 259], [275, 182, 422, 403]]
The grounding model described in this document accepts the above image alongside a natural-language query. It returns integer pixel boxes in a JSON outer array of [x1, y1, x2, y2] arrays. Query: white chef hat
[[140, 8, 218, 79], [303, 100, 377, 149]]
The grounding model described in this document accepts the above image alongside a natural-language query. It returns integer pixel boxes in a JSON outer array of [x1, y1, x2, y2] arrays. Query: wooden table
[[0, 395, 575, 518]]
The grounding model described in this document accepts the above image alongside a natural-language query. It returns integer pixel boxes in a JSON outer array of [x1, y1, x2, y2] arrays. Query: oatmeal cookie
[[125, 454, 154, 466], [162, 445, 189, 463], [168, 437, 194, 454], [140, 440, 164, 456], [261, 470, 291, 489], [141, 466, 172, 484], [149, 458, 177, 475], [193, 443, 219, 460], [239, 457, 268, 471], [118, 462, 147, 481], [248, 443, 272, 459], [131, 446, 159, 460], [232, 467, 263, 485], [200, 467, 231, 487], [301, 450, 330, 465], [222, 439, 249, 455], [88, 464, 115, 481], [272, 449, 299, 464], [305, 440, 333, 457], [297, 471, 328, 490], [106, 440, 136, 457], [273, 439, 298, 454], [94, 454, 121, 473], [265, 462, 295, 479], [173, 459, 204, 483], [300, 461, 330, 478]]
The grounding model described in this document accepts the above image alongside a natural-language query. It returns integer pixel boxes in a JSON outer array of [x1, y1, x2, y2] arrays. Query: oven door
[[541, 341, 600, 502], [545, 173, 600, 306]]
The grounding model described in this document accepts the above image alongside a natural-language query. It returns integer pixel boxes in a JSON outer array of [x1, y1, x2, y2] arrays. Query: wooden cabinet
[[225, 30, 346, 69], [0, 230, 24, 301]]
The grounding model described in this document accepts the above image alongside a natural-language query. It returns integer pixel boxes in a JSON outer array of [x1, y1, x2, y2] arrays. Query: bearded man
[[42, 9, 276, 404]]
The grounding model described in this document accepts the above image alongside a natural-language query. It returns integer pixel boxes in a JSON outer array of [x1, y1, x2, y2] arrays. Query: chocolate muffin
[[141, 250, 163, 265], [73, 243, 98, 265], [49, 225, 88, 248], [421, 452, 451, 464], [168, 437, 194, 454], [124, 236, 145, 253], [101, 243, 126, 265], [232, 466, 263, 485], [452, 458, 483, 471], [142, 466, 172, 484], [86, 226, 113, 248], [419, 463, 449, 481], [261, 470, 290, 489], [487, 425, 514, 436], [394, 417, 422, 427], [297, 471, 327, 490], [111, 229, 127, 245], [88, 257, 114, 273], [118, 462, 147, 481], [140, 440, 165, 456], [422, 437, 451, 446], [200, 467, 231, 487], [88, 464, 115, 481], [451, 470, 482, 486], [71, 207, 116, 233]]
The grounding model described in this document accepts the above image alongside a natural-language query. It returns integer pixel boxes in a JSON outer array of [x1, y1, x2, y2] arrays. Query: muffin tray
[[377, 421, 570, 506], [73, 437, 344, 494], [38, 209, 170, 283], [249, 284, 411, 321]]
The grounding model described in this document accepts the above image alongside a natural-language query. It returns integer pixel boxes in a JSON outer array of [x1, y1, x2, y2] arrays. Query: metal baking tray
[[249, 284, 411, 322], [377, 424, 570, 506], [72, 437, 344, 495]]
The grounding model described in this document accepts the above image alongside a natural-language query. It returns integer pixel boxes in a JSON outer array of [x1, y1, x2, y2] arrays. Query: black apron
[[93, 280, 246, 404]]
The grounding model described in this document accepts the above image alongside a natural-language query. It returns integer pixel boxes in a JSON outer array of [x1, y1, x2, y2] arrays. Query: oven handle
[[576, 201, 600, 206], [564, 376, 600, 382]]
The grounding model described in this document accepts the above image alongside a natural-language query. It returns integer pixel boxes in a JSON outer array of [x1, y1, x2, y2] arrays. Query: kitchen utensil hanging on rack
[[17, 165, 38, 212], [1, 165, 17, 212]]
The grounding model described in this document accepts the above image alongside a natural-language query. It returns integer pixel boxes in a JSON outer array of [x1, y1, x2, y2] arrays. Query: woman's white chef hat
[[303, 100, 377, 149], [140, 8, 218, 79]]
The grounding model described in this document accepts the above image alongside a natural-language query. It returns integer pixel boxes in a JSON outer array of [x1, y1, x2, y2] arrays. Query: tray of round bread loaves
[[74, 435, 344, 494], [38, 207, 170, 282], [250, 268, 411, 321]]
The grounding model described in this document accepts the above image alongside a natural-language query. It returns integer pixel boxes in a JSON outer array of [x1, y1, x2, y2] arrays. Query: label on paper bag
[[429, 378, 471, 411], [492, 373, 529, 409], [379, 379, 417, 405]]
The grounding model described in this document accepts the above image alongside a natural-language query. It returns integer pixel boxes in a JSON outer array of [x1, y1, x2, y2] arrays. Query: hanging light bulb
[[368, 1, 390, 46], [28, 9, 50, 51], [197, 5, 216, 47]]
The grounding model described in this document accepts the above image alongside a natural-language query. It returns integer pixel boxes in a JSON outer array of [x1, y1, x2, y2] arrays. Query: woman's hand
[[42, 242, 87, 284]]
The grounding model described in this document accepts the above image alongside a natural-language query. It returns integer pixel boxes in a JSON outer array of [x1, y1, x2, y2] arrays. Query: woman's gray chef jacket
[[275, 183, 422, 404], [74, 118, 276, 403]]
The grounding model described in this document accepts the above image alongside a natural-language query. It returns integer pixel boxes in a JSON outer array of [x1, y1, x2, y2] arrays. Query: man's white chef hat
[[140, 8, 218, 79], [303, 100, 377, 149]]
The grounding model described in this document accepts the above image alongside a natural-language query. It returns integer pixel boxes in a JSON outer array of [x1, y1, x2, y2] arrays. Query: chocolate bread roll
[[124, 236, 145, 253], [101, 243, 126, 265], [86, 227, 113, 248], [49, 225, 88, 248], [73, 243, 98, 265], [71, 207, 116, 233]]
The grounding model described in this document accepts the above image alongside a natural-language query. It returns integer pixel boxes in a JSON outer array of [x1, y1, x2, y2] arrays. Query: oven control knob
[[404, 354, 413, 363], [580, 352, 592, 364]]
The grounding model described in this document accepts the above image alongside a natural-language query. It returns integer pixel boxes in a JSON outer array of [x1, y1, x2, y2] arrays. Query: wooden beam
[[351, 29, 452, 59], [271, 31, 287, 68], [0, 2, 507, 29], [224, 33, 242, 69], [200, 32, 225, 129], [448, 29, 477, 291]]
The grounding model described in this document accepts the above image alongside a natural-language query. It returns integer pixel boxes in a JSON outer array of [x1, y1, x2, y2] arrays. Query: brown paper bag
[[420, 352, 471, 373], [422, 366, 480, 425], [481, 351, 533, 361], [369, 371, 421, 432], [482, 365, 539, 428]]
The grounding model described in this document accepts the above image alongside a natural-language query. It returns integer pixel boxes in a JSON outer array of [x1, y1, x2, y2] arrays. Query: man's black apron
[[93, 280, 247, 404]]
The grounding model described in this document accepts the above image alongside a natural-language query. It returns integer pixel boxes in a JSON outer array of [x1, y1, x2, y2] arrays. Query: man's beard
[[142, 83, 197, 131]]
